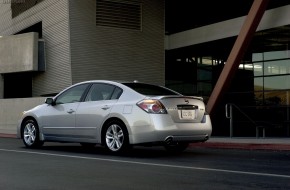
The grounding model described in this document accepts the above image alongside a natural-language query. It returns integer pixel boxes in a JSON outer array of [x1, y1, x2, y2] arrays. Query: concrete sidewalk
[[0, 133, 17, 138], [191, 136, 290, 151], [1, 133, 290, 151]]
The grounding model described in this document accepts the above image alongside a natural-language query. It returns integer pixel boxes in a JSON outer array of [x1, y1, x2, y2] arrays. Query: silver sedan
[[17, 80, 212, 153]]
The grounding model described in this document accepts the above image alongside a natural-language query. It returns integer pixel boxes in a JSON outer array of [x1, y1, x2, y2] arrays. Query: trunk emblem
[[184, 99, 189, 104]]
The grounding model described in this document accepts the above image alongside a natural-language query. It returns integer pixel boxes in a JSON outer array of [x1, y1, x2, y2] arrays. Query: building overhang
[[0, 32, 39, 74]]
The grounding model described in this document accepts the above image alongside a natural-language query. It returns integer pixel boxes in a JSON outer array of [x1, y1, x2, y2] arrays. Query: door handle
[[67, 109, 75, 114]]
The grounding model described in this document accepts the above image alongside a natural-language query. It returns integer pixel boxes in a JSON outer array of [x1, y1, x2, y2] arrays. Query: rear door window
[[85, 83, 122, 101]]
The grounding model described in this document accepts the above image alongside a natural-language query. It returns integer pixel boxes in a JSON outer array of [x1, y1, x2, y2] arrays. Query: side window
[[85, 83, 121, 101], [111, 87, 123, 99], [55, 84, 89, 104]]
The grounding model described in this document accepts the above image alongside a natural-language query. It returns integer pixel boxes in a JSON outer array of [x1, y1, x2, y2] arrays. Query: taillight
[[201, 111, 209, 123], [137, 99, 167, 114]]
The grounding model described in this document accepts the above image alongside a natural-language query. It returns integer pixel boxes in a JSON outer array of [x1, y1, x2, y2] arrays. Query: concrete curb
[[0, 133, 17, 138], [191, 142, 290, 151]]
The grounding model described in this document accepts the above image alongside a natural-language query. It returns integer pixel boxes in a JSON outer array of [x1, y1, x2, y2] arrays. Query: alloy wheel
[[105, 124, 125, 152], [23, 122, 37, 146]]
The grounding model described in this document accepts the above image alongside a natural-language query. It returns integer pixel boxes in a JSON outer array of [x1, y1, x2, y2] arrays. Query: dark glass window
[[85, 83, 119, 101], [111, 87, 123, 99], [165, 0, 290, 34], [3, 73, 32, 98]]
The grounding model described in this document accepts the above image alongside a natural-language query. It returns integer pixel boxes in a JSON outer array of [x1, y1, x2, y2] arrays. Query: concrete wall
[[0, 32, 38, 73], [0, 97, 44, 135], [69, 0, 165, 85], [0, 0, 72, 97]]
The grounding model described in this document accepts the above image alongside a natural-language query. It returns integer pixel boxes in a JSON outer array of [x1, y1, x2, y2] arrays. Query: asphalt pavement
[[1, 133, 290, 151]]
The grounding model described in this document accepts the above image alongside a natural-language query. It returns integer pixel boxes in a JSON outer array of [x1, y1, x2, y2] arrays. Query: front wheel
[[22, 119, 44, 148], [103, 120, 129, 153]]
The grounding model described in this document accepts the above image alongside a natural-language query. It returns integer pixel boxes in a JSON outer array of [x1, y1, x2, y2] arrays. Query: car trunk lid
[[153, 96, 206, 123]]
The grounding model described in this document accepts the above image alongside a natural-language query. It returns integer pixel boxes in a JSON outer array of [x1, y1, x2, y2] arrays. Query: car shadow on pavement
[[18, 142, 207, 158]]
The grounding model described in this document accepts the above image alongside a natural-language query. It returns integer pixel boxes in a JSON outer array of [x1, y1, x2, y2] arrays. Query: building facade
[[0, 0, 164, 135], [0, 0, 165, 98], [165, 1, 290, 137], [0, 0, 290, 137]]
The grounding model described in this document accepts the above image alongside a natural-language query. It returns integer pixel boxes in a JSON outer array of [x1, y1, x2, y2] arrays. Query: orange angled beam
[[206, 0, 269, 115]]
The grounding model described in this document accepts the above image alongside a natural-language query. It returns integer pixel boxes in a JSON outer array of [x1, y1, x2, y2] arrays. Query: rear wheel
[[103, 120, 129, 153], [164, 142, 189, 153], [22, 119, 44, 148]]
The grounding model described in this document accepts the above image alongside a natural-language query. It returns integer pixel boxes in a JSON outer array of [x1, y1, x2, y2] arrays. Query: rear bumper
[[129, 115, 212, 144]]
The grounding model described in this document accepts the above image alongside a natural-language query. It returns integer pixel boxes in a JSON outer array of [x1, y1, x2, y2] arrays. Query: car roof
[[75, 80, 161, 86]]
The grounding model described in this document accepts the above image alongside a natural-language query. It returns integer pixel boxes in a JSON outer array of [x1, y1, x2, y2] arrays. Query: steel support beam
[[206, 0, 269, 115]]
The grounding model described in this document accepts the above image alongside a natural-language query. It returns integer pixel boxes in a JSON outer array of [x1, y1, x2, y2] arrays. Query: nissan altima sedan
[[17, 80, 212, 153]]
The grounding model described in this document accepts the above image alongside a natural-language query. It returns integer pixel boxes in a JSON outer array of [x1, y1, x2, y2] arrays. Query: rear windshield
[[122, 83, 180, 96]]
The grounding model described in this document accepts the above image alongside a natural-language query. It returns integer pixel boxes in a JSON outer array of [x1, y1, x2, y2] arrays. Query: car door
[[41, 83, 90, 139], [75, 83, 122, 140]]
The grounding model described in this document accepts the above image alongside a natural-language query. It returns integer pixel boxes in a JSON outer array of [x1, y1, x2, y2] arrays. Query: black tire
[[164, 142, 189, 153], [102, 120, 129, 153], [22, 119, 44, 148]]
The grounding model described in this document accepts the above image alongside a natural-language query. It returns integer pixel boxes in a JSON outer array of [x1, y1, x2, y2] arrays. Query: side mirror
[[45, 97, 55, 105]]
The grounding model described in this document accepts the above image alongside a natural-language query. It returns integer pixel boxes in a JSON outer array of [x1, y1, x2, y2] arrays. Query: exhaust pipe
[[165, 135, 209, 144], [164, 136, 173, 145]]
